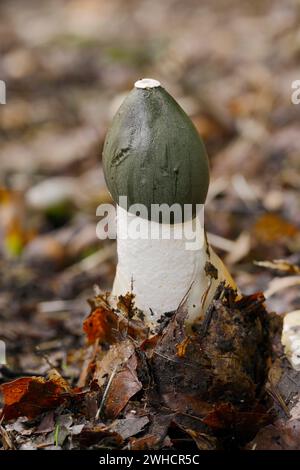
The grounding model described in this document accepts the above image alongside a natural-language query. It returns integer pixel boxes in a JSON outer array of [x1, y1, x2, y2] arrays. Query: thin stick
[[266, 385, 291, 418], [0, 424, 15, 450], [95, 364, 118, 420]]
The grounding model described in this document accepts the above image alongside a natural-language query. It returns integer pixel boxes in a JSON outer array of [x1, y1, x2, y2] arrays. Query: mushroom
[[103, 78, 236, 326]]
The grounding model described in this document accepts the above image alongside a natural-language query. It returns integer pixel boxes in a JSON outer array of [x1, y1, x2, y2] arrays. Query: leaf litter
[[1, 281, 295, 450]]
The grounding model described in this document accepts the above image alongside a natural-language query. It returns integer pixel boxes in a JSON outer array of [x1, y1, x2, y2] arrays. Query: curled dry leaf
[[93, 339, 135, 388], [0, 372, 70, 421], [247, 418, 300, 450], [129, 434, 161, 451], [104, 353, 142, 419], [109, 415, 149, 440], [128, 411, 174, 450], [74, 425, 123, 448], [83, 296, 148, 346], [83, 306, 119, 345]]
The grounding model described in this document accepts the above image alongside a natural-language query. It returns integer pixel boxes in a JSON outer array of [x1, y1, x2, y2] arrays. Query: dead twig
[[95, 364, 119, 421], [0, 423, 15, 450], [266, 385, 291, 419]]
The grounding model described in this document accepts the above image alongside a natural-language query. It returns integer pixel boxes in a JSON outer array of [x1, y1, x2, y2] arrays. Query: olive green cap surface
[[103, 79, 210, 222]]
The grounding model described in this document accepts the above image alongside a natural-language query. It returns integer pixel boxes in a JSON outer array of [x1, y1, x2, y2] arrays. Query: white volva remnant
[[112, 206, 236, 325], [134, 78, 161, 89]]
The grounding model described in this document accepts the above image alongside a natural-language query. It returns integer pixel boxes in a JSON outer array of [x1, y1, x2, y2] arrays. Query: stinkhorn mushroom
[[103, 78, 236, 326]]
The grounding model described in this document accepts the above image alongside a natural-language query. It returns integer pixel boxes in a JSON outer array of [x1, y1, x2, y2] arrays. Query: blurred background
[[0, 0, 299, 377]]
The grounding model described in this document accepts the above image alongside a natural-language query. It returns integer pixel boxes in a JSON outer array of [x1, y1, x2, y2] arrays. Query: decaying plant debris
[[2, 280, 296, 451]]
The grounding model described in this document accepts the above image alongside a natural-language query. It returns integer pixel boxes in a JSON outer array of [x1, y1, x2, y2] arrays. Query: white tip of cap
[[134, 78, 161, 89]]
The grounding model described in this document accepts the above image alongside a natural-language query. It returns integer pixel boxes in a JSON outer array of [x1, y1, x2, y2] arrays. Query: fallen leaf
[[247, 418, 300, 450], [74, 425, 123, 448], [5, 416, 33, 435], [36, 411, 55, 434], [117, 292, 136, 319], [0, 373, 70, 421], [83, 298, 148, 346], [83, 306, 119, 345], [104, 353, 142, 419], [110, 415, 149, 440], [130, 434, 160, 450], [253, 213, 298, 243], [93, 339, 135, 389], [203, 403, 270, 441]]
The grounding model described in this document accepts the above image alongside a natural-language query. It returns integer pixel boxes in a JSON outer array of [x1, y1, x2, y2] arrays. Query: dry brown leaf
[[93, 339, 135, 389], [109, 415, 149, 440], [203, 403, 270, 442], [83, 296, 148, 346], [104, 353, 142, 419], [74, 425, 123, 448], [83, 306, 119, 345], [247, 418, 300, 450], [253, 213, 298, 243], [130, 434, 160, 450], [0, 373, 70, 421]]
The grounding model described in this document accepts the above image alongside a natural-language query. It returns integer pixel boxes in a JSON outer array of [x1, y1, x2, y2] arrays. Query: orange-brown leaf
[[83, 306, 119, 345], [253, 213, 298, 243], [0, 375, 70, 421], [104, 354, 142, 419]]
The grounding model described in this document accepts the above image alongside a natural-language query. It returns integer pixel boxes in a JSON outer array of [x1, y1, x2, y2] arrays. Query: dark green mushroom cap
[[102, 79, 210, 223]]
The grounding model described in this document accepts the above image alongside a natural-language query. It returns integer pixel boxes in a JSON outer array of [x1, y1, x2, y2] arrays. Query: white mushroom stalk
[[282, 310, 300, 370], [102, 79, 236, 326]]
